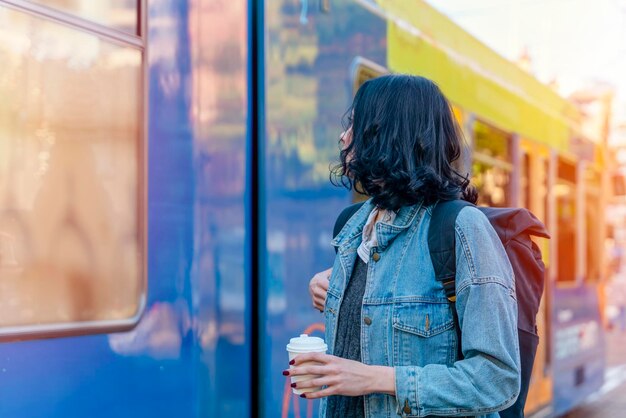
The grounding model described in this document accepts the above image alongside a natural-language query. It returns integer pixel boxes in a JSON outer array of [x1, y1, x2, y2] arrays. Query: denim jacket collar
[[331, 199, 426, 254]]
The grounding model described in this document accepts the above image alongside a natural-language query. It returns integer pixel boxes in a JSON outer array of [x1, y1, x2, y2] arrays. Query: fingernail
[[291, 383, 297, 388], [289, 360, 295, 365], [282, 370, 289, 376], [300, 394, 307, 399]]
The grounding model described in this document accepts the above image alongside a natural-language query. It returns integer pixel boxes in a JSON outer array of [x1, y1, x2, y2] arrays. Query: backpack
[[333, 200, 550, 418]]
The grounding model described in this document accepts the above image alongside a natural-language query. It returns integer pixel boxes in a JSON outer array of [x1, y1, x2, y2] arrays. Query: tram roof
[[372, 0, 581, 152]]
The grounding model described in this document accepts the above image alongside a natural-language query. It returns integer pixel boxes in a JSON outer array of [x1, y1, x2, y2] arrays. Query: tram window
[[0, 8, 144, 337], [472, 120, 512, 207], [27, 0, 140, 36], [613, 172, 626, 196], [558, 158, 577, 183], [556, 160, 577, 283]]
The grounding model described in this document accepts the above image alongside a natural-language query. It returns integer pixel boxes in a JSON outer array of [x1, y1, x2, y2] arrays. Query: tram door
[[520, 143, 554, 414]]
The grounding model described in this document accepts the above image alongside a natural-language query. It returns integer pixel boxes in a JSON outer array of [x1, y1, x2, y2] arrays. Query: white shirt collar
[[357, 206, 397, 263]]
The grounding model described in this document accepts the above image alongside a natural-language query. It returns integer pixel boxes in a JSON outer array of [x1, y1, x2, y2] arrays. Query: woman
[[285, 75, 520, 418]]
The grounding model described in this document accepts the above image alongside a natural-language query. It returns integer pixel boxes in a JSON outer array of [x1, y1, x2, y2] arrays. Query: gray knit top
[[326, 257, 368, 418]]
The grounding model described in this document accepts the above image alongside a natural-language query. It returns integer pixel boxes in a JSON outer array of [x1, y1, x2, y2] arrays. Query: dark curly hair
[[331, 74, 477, 211]]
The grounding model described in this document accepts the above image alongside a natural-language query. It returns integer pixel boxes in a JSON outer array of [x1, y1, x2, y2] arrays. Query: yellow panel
[[521, 139, 552, 159], [377, 0, 579, 152], [451, 105, 464, 125]]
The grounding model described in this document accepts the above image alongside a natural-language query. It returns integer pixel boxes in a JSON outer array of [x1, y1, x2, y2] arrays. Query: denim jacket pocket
[[392, 301, 456, 366]]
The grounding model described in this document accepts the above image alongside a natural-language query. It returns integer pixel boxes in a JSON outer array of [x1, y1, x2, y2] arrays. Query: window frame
[[3, 0, 143, 41]]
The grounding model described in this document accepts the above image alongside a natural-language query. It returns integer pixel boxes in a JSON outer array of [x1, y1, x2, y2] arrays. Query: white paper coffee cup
[[286, 334, 328, 394]]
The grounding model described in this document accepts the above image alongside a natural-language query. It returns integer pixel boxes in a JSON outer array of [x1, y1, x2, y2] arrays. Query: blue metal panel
[[551, 284, 606, 416], [261, 2, 386, 417], [0, 0, 251, 416]]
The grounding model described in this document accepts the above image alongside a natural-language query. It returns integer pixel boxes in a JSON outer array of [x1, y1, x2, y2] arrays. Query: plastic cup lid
[[286, 334, 327, 353]]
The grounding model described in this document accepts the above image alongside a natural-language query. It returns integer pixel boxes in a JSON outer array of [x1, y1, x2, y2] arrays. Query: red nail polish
[[282, 370, 289, 376], [300, 394, 306, 399], [289, 360, 295, 365], [291, 383, 297, 388]]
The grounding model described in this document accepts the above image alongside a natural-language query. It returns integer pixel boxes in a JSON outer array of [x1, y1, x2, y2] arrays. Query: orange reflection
[[0, 8, 143, 327]]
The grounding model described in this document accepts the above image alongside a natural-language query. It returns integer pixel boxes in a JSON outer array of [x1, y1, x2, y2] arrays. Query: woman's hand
[[308, 268, 332, 311], [284, 353, 395, 399]]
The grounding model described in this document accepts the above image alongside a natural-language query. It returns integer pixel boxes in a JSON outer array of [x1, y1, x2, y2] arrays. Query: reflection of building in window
[[188, 0, 249, 355], [473, 160, 510, 206], [0, 232, 18, 267], [0, 215, 32, 270], [46, 176, 97, 320], [472, 120, 512, 207], [0, 186, 35, 321], [0, 7, 144, 332]]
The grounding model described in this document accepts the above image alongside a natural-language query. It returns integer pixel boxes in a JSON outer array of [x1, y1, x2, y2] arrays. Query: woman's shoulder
[[453, 204, 514, 284], [454, 204, 491, 230], [453, 205, 503, 252]]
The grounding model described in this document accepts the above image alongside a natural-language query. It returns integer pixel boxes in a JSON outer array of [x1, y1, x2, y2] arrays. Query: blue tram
[[0, 1, 608, 417]]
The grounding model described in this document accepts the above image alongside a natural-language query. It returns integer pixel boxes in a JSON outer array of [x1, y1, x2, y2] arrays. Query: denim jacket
[[321, 199, 520, 418]]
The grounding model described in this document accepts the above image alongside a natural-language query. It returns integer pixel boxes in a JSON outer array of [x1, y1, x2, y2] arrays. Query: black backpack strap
[[428, 200, 473, 299], [428, 199, 473, 360], [333, 202, 366, 253]]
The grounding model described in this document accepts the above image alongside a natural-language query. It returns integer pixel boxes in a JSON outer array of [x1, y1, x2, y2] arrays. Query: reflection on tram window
[[472, 160, 511, 207], [266, 1, 385, 191], [472, 120, 511, 207], [474, 119, 510, 162], [556, 160, 577, 283], [264, 3, 386, 417], [27, 0, 139, 35], [0, 8, 143, 328]]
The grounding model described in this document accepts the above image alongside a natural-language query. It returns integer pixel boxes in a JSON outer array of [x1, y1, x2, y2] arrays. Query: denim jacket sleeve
[[394, 206, 521, 417]]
